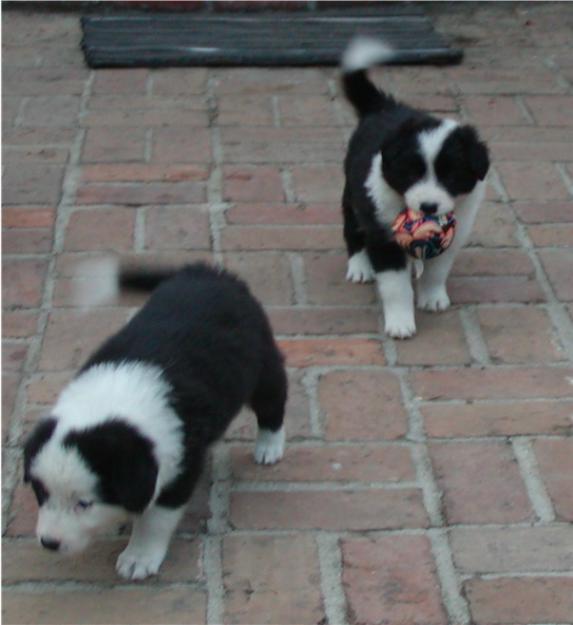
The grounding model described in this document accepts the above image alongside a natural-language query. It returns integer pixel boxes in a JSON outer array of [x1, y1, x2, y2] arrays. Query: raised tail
[[118, 266, 179, 293], [341, 37, 395, 118]]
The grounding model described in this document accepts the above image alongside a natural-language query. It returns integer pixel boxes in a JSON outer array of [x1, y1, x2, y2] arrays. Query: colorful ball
[[392, 208, 456, 260]]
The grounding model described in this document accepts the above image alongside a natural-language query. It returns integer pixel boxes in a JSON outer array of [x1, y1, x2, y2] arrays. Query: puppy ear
[[459, 125, 490, 181], [23, 417, 58, 482], [64, 421, 158, 513]]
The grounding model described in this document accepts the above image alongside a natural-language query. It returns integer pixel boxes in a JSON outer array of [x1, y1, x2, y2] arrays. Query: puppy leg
[[367, 238, 416, 339], [116, 505, 185, 580], [251, 348, 287, 465], [343, 194, 374, 283]]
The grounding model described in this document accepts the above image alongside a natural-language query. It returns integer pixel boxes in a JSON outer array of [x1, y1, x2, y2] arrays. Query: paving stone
[[221, 225, 342, 251], [497, 162, 569, 200], [80, 163, 209, 183], [151, 68, 207, 95], [226, 202, 340, 225], [533, 439, 573, 521], [76, 181, 206, 205], [2, 164, 64, 205], [290, 164, 344, 202], [525, 95, 573, 125], [222, 165, 285, 202], [64, 208, 135, 252], [279, 337, 385, 367], [21, 95, 80, 127], [82, 127, 146, 163], [528, 223, 573, 246], [92, 69, 149, 95], [464, 95, 530, 125], [2, 311, 39, 339], [2, 259, 47, 308], [268, 306, 379, 335], [145, 206, 211, 250], [152, 127, 211, 163], [2, 228, 53, 254], [538, 248, 573, 300]]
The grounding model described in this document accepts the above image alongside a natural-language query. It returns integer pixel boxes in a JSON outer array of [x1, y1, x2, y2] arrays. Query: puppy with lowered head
[[342, 38, 490, 338], [24, 262, 287, 580]]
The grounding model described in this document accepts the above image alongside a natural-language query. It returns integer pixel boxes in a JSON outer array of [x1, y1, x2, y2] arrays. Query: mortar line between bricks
[[301, 369, 325, 438], [461, 571, 573, 581], [13, 96, 29, 127], [280, 168, 296, 203], [204, 535, 224, 625], [429, 529, 471, 625], [2, 580, 207, 593], [133, 206, 146, 252], [288, 252, 308, 306], [512, 439, 556, 523], [143, 128, 153, 163], [515, 95, 536, 124], [459, 306, 491, 366], [491, 165, 573, 362], [316, 533, 349, 625], [555, 162, 573, 196], [271, 94, 281, 128]]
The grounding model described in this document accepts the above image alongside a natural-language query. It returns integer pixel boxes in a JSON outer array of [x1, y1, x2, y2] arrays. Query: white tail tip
[[72, 256, 119, 309], [342, 37, 394, 73]]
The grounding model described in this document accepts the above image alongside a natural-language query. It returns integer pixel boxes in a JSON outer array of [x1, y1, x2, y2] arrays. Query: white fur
[[346, 250, 375, 283], [365, 152, 404, 225], [116, 505, 185, 580], [405, 119, 459, 215], [342, 37, 394, 73], [376, 268, 416, 339], [254, 426, 285, 465], [72, 256, 119, 309]]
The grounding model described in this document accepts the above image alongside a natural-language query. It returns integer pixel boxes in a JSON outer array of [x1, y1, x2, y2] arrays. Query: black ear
[[64, 420, 158, 513], [459, 125, 490, 181], [23, 418, 57, 482]]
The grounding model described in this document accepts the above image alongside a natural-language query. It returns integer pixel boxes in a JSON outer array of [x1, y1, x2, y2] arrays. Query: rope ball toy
[[392, 208, 456, 261]]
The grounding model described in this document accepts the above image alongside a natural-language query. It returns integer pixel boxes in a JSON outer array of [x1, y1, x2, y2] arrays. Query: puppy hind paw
[[417, 286, 451, 312], [254, 427, 285, 465], [346, 252, 375, 283]]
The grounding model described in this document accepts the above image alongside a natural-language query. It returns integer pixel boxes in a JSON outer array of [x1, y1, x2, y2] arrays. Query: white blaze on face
[[31, 441, 126, 554], [405, 119, 458, 215]]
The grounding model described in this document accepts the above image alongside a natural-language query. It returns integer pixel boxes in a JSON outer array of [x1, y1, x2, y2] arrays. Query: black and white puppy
[[23, 263, 287, 580], [341, 39, 490, 338]]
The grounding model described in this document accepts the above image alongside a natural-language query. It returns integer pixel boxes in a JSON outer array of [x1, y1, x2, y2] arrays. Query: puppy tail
[[118, 266, 179, 293], [341, 37, 395, 117]]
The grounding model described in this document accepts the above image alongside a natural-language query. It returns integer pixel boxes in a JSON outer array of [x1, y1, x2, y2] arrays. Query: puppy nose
[[420, 202, 438, 215], [40, 537, 60, 551]]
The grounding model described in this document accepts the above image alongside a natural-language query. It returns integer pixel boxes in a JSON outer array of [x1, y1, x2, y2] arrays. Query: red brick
[[290, 164, 344, 202], [3, 341, 29, 372], [320, 369, 407, 441], [226, 202, 340, 225], [222, 166, 284, 202], [498, 162, 569, 201], [221, 225, 341, 251], [2, 373, 20, 438], [278, 94, 339, 127], [304, 253, 376, 306], [422, 400, 573, 438], [268, 306, 379, 335], [216, 94, 274, 126], [38, 309, 129, 371], [430, 442, 532, 523], [26, 371, 73, 405], [529, 223, 573, 246], [63, 207, 135, 253], [212, 68, 329, 96], [478, 306, 565, 363], [2, 259, 47, 308], [464, 95, 530, 125], [468, 201, 519, 247], [533, 439, 573, 521], [230, 489, 427, 530], [231, 444, 414, 482], [76, 181, 206, 205], [144, 206, 211, 251], [3, 127, 76, 146], [151, 127, 211, 163], [222, 535, 324, 625], [2, 164, 64, 205], [220, 127, 344, 163], [92, 69, 148, 95], [2, 311, 38, 339], [342, 536, 447, 625], [82, 127, 146, 163], [223, 252, 293, 306], [21, 95, 80, 127], [452, 67, 563, 95], [6, 485, 37, 536], [80, 163, 209, 183], [2, 537, 202, 583], [539, 249, 573, 300], [485, 126, 573, 161], [525, 95, 573, 125], [411, 366, 573, 401], [82, 108, 208, 128], [2, 207, 55, 229], [465, 577, 573, 625], [151, 68, 207, 95], [2, 228, 53, 254], [3, 96, 23, 126], [396, 310, 470, 365], [451, 526, 573, 574], [449, 276, 545, 304], [3, 67, 87, 96], [514, 201, 573, 223], [279, 337, 385, 368], [452, 249, 535, 277], [2, 587, 206, 625], [2, 146, 69, 163]]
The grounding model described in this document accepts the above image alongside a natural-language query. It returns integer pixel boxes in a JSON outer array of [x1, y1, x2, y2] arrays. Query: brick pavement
[[2, 4, 573, 624]]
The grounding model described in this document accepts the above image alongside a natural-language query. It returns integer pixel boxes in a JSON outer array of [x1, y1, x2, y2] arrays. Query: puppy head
[[381, 118, 489, 215], [24, 418, 158, 554]]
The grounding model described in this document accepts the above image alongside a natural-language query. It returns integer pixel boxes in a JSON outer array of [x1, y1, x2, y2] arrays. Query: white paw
[[346, 251, 375, 283], [254, 427, 285, 465], [417, 285, 451, 312], [384, 316, 417, 339], [116, 545, 167, 581]]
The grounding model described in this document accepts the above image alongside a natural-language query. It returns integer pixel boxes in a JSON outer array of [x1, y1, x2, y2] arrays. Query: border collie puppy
[[341, 39, 489, 338], [23, 263, 287, 580]]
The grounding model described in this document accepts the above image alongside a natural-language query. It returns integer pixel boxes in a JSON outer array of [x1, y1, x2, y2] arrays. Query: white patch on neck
[[52, 361, 184, 497], [365, 152, 404, 224]]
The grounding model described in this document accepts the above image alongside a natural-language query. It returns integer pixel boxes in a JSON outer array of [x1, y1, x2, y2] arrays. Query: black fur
[[78, 263, 287, 510], [64, 421, 159, 513], [23, 417, 57, 483]]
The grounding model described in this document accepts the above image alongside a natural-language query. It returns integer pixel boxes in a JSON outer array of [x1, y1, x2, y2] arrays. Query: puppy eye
[[76, 500, 93, 511]]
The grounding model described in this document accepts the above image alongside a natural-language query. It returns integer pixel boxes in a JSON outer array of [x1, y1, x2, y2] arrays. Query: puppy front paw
[[346, 251, 375, 283], [254, 427, 285, 465], [417, 285, 450, 312], [116, 545, 167, 581], [384, 316, 416, 339]]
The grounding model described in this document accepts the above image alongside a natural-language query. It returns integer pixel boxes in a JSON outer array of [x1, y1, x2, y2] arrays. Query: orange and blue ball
[[392, 208, 456, 260]]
